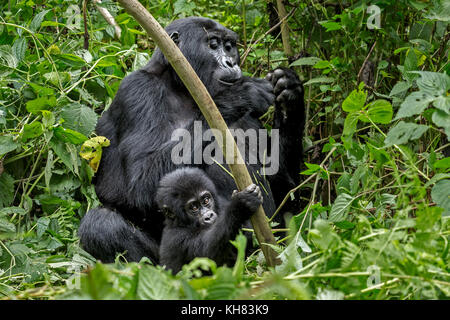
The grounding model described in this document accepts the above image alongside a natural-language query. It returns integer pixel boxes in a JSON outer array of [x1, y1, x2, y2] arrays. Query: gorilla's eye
[[209, 38, 219, 49], [190, 203, 199, 213], [224, 41, 232, 52], [203, 196, 210, 205]]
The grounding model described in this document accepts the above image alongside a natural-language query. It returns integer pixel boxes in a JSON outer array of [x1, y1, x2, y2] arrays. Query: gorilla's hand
[[265, 68, 303, 113], [231, 184, 263, 215]]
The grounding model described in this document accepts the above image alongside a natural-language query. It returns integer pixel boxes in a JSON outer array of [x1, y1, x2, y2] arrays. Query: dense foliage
[[0, 0, 448, 300]]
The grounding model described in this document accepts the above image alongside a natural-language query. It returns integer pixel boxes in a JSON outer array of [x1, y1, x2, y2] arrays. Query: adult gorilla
[[78, 17, 305, 263]]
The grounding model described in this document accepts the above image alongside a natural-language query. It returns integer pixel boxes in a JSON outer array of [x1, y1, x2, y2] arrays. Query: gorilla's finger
[[274, 77, 288, 94], [273, 68, 285, 80], [276, 89, 297, 103]]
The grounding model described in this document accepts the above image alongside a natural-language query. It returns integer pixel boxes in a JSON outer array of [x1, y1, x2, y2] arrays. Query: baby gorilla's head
[[156, 168, 219, 228]]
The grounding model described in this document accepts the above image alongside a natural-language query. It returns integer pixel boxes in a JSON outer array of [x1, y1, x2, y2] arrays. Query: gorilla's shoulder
[[117, 66, 167, 94]]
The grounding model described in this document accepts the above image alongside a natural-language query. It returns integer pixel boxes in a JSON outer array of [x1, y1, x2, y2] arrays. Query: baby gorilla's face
[[184, 190, 217, 226]]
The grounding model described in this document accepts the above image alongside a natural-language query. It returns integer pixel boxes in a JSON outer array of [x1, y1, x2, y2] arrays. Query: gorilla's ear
[[170, 32, 180, 45], [162, 205, 175, 219]]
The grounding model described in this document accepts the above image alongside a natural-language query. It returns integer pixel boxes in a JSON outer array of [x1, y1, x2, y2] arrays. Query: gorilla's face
[[204, 30, 241, 86], [164, 18, 242, 95]]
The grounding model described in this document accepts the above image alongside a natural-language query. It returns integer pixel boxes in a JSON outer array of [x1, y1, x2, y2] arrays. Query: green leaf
[[173, 0, 196, 16], [0, 218, 15, 233], [45, 149, 54, 190], [290, 57, 321, 67], [431, 179, 450, 216], [50, 139, 79, 173], [395, 91, 434, 120], [53, 127, 88, 145], [334, 221, 355, 230], [384, 121, 428, 147], [26, 96, 57, 114], [29, 9, 50, 32], [0, 207, 26, 217], [61, 103, 97, 136], [404, 49, 418, 72], [230, 233, 247, 282], [414, 71, 450, 96], [342, 111, 360, 138], [12, 38, 27, 63], [360, 99, 393, 124], [342, 88, 367, 112], [309, 219, 341, 250], [313, 60, 331, 69], [136, 266, 178, 299], [0, 135, 19, 156], [0, 173, 14, 208], [43, 71, 70, 86], [0, 106, 5, 125], [132, 52, 150, 71], [41, 110, 56, 128], [22, 121, 44, 141], [36, 217, 50, 238], [433, 96, 450, 113], [431, 109, 450, 141], [303, 76, 334, 85], [319, 21, 342, 32], [276, 239, 303, 273], [29, 83, 54, 97], [434, 157, 450, 170], [395, 72, 450, 119], [329, 193, 354, 222], [301, 163, 321, 175], [0, 45, 18, 70], [424, 1, 450, 21], [55, 53, 86, 68], [390, 81, 411, 96]]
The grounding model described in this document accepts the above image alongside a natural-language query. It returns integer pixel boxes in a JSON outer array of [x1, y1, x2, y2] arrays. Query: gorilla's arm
[[199, 184, 262, 259], [213, 77, 275, 121], [214, 69, 305, 204], [266, 68, 305, 202], [78, 207, 159, 263]]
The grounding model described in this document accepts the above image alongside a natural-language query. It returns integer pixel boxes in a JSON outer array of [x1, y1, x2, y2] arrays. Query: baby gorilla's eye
[[209, 38, 219, 49], [202, 196, 210, 205], [191, 204, 198, 211]]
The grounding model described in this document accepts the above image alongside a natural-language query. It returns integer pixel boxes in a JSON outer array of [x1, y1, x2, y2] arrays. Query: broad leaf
[[0, 135, 19, 156], [431, 179, 450, 216], [384, 121, 428, 147], [342, 88, 367, 112], [360, 99, 393, 124], [61, 103, 98, 136], [329, 193, 355, 222]]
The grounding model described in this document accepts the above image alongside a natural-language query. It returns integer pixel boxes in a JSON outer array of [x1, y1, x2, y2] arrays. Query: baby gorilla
[[155, 167, 263, 273]]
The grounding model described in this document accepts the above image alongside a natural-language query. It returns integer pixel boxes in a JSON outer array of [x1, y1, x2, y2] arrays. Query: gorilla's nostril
[[226, 60, 233, 68]]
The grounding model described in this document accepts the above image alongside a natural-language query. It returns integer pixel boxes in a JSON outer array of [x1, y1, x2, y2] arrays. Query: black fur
[[156, 167, 262, 273], [78, 17, 305, 264]]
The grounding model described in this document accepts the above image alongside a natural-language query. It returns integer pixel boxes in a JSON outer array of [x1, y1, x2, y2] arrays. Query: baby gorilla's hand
[[232, 184, 263, 214]]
